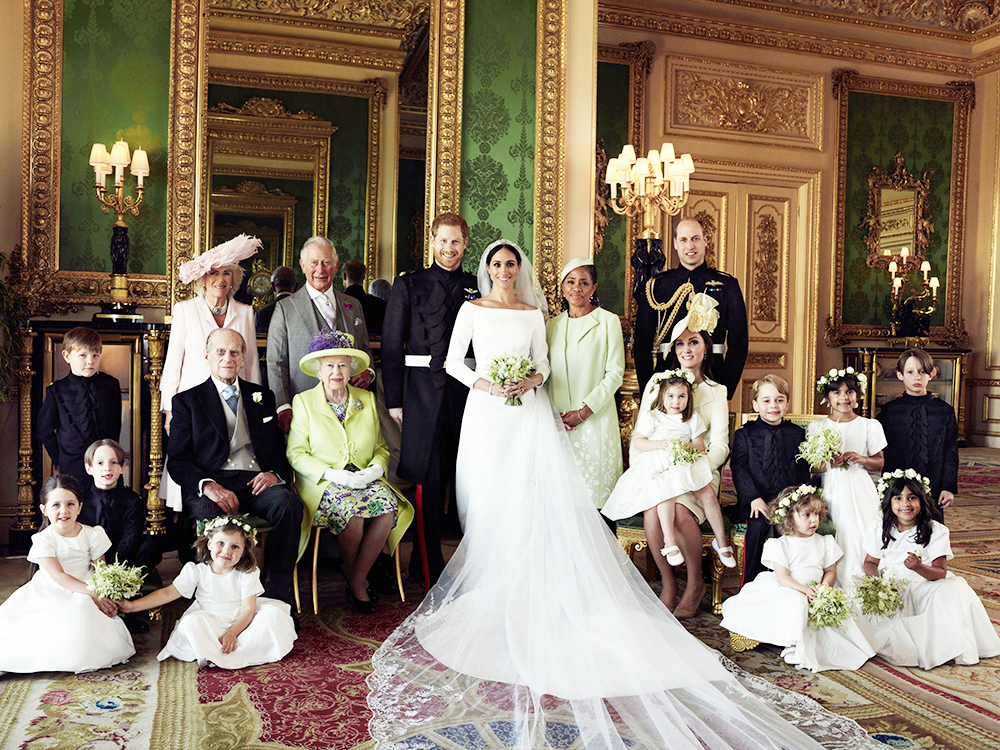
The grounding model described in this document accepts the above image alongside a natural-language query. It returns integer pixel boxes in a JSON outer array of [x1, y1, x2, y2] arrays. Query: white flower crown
[[648, 368, 697, 394], [876, 469, 932, 498], [816, 367, 867, 404], [773, 484, 822, 525], [202, 514, 257, 542]]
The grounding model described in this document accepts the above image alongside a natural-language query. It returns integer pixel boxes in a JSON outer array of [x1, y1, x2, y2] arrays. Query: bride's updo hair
[[485, 244, 522, 266]]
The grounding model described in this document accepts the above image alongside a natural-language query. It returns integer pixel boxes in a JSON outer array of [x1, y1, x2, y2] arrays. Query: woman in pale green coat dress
[[545, 258, 625, 509]]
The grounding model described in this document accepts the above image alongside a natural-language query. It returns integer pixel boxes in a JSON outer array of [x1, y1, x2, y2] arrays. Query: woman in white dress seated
[[366, 240, 879, 750]]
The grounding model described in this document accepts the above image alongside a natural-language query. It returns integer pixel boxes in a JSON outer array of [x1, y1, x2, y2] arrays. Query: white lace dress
[[0, 525, 135, 674], [158, 562, 297, 669], [856, 521, 1000, 669], [366, 301, 881, 750], [808, 417, 886, 586], [602, 410, 713, 520], [720, 534, 875, 672]]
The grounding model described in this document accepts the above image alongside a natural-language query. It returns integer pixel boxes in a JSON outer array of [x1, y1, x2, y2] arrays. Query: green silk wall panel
[[396, 158, 426, 275], [60, 0, 171, 275], [460, 0, 537, 270], [843, 92, 952, 328], [207, 84, 369, 294], [595, 61, 629, 318]]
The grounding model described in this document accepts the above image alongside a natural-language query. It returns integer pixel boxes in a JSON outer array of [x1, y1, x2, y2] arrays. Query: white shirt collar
[[306, 283, 334, 303]]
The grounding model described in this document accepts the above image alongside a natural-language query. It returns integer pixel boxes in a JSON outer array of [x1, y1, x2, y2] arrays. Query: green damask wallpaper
[[59, 0, 171, 275], [207, 85, 370, 294], [594, 61, 629, 318], [459, 0, 537, 269], [843, 92, 952, 328]]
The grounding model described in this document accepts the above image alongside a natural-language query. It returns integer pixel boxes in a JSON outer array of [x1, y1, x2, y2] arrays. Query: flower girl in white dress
[[0, 476, 135, 674], [120, 516, 296, 669], [720, 484, 875, 672], [858, 472, 1000, 669], [602, 370, 734, 568], [807, 369, 886, 586]]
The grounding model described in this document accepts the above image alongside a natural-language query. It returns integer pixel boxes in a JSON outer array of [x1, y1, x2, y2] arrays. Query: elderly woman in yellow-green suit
[[545, 258, 625, 510], [287, 330, 412, 614]]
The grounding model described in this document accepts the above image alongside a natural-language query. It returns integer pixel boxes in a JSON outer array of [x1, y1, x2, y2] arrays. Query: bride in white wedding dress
[[367, 240, 879, 749]]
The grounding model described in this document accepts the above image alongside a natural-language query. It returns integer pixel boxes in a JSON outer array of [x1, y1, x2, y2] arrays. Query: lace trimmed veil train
[[367, 241, 879, 749]]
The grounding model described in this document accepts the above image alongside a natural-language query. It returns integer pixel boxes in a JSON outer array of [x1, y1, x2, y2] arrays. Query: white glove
[[323, 468, 367, 490], [354, 465, 384, 487]]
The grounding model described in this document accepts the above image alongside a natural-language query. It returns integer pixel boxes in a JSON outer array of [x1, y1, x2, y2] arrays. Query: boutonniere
[[351, 398, 364, 413], [464, 287, 478, 300], [252, 392, 263, 404], [345, 302, 352, 310]]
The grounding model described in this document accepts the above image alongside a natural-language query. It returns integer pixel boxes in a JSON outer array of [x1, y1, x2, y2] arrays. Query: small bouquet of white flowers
[[852, 574, 906, 618], [88, 560, 146, 600], [664, 438, 706, 466], [797, 427, 842, 469], [486, 351, 536, 406], [807, 583, 853, 631]]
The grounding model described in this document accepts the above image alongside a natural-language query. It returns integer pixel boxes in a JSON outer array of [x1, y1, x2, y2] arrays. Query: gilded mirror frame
[[826, 69, 973, 347], [208, 182, 297, 271], [861, 152, 933, 269], [201, 102, 336, 261], [18, 0, 204, 313]]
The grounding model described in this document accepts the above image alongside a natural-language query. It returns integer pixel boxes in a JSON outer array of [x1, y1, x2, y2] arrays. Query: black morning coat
[[633, 262, 748, 400], [877, 393, 959, 500], [730, 417, 812, 521], [38, 371, 122, 487], [381, 263, 479, 484]]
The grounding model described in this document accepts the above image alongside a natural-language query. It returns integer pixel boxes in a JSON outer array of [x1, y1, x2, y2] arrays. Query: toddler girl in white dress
[[603, 371, 735, 568], [120, 516, 296, 669], [720, 484, 874, 672], [0, 475, 135, 674], [858, 472, 1000, 669]]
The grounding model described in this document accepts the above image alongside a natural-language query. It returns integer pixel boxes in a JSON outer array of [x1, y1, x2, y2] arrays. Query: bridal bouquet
[[852, 574, 906, 618], [486, 351, 536, 406], [797, 427, 842, 469], [88, 560, 146, 600], [664, 438, 706, 466], [807, 583, 853, 631]]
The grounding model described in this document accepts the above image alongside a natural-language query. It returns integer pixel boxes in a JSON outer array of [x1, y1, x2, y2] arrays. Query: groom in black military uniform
[[382, 213, 479, 586], [634, 217, 748, 400]]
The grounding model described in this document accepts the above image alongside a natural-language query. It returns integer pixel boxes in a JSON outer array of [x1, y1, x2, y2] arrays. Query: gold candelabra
[[88, 139, 150, 321], [605, 143, 695, 239], [885, 246, 939, 340]]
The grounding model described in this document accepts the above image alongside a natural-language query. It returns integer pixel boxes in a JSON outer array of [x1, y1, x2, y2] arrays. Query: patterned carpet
[[1, 450, 1000, 749]]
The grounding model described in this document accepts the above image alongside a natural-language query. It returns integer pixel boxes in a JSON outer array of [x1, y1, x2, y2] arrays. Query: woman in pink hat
[[160, 235, 263, 513]]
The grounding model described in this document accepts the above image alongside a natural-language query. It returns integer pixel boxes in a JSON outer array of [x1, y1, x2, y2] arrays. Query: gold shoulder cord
[[645, 278, 694, 353]]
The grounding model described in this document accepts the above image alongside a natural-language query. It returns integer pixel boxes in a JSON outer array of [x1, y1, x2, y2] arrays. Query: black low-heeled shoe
[[366, 586, 380, 603], [345, 585, 376, 615]]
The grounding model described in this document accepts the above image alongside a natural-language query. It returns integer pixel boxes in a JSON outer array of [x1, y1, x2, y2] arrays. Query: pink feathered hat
[[178, 234, 262, 285]]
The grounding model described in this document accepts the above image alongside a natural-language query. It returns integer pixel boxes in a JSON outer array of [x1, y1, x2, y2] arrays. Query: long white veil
[[477, 238, 549, 318]]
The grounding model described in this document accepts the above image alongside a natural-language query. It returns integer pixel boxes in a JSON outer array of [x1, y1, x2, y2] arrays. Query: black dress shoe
[[366, 586, 380, 603], [345, 586, 376, 615]]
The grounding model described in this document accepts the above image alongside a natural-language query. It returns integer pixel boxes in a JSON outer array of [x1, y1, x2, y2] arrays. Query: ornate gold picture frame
[[826, 69, 973, 347]]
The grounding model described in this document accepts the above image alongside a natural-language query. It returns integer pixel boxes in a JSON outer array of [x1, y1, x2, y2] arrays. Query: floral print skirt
[[313, 465, 399, 534]]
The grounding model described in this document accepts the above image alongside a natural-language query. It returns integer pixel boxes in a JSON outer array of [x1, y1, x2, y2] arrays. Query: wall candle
[[888, 261, 898, 275]]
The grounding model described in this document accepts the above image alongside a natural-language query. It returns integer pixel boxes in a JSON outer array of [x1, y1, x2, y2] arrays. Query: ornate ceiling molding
[[208, 0, 426, 35], [599, 2, 1000, 75], [704, 0, 1000, 37], [206, 32, 408, 71]]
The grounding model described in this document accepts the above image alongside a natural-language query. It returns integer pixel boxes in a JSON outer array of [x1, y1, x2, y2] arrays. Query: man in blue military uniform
[[634, 217, 748, 399], [382, 213, 479, 586]]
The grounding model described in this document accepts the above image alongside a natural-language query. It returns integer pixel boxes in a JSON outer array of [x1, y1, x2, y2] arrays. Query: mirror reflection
[[862, 152, 934, 268]]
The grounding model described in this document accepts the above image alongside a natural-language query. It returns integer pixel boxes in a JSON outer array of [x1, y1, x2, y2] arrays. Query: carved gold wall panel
[[209, 0, 426, 34], [534, 0, 567, 311], [424, 0, 465, 227], [681, 191, 729, 272], [665, 57, 823, 151], [746, 195, 789, 342], [207, 33, 407, 71], [746, 352, 787, 369]]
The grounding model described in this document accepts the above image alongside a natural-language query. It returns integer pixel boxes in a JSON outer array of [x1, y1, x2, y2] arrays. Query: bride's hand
[[506, 375, 540, 398]]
